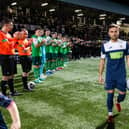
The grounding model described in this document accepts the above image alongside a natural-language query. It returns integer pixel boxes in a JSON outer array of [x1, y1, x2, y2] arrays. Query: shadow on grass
[[96, 114, 119, 129]]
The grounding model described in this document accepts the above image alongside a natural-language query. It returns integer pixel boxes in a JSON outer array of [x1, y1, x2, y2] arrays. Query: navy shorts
[[105, 79, 127, 92]]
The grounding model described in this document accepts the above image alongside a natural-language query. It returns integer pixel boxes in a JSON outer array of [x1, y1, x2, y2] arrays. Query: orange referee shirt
[[0, 31, 16, 55], [16, 39, 31, 56]]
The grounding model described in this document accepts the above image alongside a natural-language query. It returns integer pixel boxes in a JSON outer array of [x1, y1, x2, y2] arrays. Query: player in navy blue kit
[[99, 24, 129, 123], [0, 94, 21, 129]]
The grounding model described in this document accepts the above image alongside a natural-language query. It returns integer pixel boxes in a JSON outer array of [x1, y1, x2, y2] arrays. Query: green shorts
[[32, 56, 41, 65]]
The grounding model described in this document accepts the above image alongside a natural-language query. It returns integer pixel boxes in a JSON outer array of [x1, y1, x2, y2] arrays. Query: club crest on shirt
[[2, 39, 8, 42], [109, 46, 112, 49]]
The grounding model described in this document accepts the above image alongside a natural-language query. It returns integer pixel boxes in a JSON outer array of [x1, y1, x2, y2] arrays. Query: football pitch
[[2, 58, 129, 129]]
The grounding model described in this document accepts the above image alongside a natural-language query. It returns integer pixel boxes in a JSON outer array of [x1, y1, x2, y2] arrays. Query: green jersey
[[55, 39, 62, 54], [60, 42, 64, 54], [60, 41, 68, 54], [54, 39, 60, 54], [64, 42, 68, 54], [49, 38, 57, 53], [67, 46, 71, 53], [44, 36, 51, 53], [39, 36, 46, 55], [31, 35, 41, 57]]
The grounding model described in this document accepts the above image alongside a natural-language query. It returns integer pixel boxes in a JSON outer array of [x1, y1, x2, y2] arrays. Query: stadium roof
[[0, 0, 129, 23], [59, 0, 129, 16], [1, 0, 129, 17]]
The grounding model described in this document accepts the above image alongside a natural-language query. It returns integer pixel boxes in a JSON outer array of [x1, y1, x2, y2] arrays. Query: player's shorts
[[55, 53, 58, 59], [52, 53, 57, 60], [46, 53, 49, 61], [105, 79, 127, 92], [49, 53, 53, 60], [0, 113, 8, 129], [20, 56, 32, 73], [46, 53, 51, 60], [0, 55, 17, 76], [64, 53, 67, 58], [59, 53, 63, 58], [61, 53, 65, 58], [58, 53, 61, 58], [32, 56, 41, 65], [50, 53, 54, 60]]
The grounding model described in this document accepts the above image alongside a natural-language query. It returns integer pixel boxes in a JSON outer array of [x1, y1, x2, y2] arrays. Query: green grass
[[1, 58, 129, 129]]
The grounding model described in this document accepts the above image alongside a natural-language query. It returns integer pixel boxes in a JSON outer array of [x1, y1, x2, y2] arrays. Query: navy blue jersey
[[101, 39, 129, 82]]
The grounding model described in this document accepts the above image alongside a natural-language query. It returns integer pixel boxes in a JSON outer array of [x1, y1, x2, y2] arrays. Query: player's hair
[[51, 32, 57, 35], [45, 28, 50, 32], [64, 35, 68, 38], [57, 33, 62, 35], [21, 28, 27, 32], [1, 18, 13, 27], [34, 27, 42, 32], [108, 24, 120, 30]]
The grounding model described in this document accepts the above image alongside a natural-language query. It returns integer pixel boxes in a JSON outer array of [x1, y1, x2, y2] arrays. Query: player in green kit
[[66, 38, 72, 65], [54, 35, 60, 70], [38, 29, 47, 80], [31, 28, 45, 83], [62, 36, 68, 67], [56, 33, 63, 70], [59, 36, 65, 68], [44, 29, 52, 73], [50, 32, 58, 71]]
